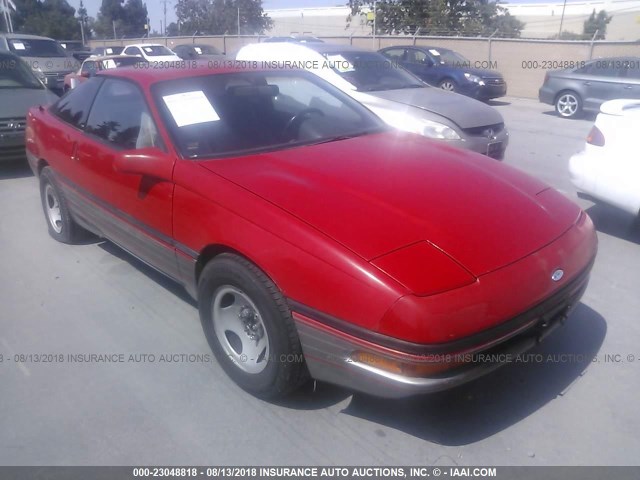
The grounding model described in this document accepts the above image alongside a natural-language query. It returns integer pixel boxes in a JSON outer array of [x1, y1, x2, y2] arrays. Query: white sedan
[[122, 43, 181, 63], [569, 99, 640, 216]]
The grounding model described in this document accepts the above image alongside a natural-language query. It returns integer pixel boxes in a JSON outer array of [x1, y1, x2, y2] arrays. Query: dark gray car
[[0, 33, 80, 92], [539, 56, 640, 118], [173, 43, 225, 60], [0, 52, 59, 162]]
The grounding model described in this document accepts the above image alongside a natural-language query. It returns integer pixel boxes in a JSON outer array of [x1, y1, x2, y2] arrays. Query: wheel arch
[[35, 158, 50, 177], [195, 243, 281, 295], [554, 88, 582, 105]]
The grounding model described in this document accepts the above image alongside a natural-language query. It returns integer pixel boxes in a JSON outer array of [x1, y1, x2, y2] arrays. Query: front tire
[[555, 91, 582, 118], [39, 167, 83, 243], [198, 253, 308, 398], [439, 78, 457, 92]]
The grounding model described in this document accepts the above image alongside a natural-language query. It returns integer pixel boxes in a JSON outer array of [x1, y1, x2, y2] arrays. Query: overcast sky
[[67, 0, 558, 37]]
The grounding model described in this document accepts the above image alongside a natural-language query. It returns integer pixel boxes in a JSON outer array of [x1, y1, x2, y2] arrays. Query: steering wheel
[[282, 108, 325, 141]]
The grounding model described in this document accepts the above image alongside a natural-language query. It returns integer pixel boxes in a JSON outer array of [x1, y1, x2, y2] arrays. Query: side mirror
[[113, 147, 173, 181], [80, 71, 90, 78]]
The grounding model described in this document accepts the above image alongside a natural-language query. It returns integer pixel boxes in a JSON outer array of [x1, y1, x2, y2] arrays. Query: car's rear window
[[141, 45, 174, 57], [8, 38, 68, 58]]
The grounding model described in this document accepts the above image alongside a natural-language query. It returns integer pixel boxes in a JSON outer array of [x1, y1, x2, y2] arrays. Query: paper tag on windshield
[[194, 47, 202, 54], [429, 49, 440, 56], [13, 42, 26, 50], [106, 48, 113, 54], [143, 47, 153, 53], [162, 91, 220, 127]]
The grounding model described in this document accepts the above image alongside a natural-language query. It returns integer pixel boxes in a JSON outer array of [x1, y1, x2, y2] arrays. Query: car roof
[[246, 42, 369, 56], [84, 54, 139, 62], [96, 61, 264, 87], [124, 43, 167, 48], [589, 56, 640, 61], [0, 33, 56, 41], [296, 42, 363, 54]]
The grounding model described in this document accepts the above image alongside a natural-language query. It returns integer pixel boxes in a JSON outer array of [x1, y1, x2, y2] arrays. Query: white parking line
[[1, 338, 31, 377]]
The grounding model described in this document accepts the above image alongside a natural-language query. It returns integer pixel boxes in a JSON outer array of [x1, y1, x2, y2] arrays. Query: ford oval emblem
[[551, 269, 564, 282]]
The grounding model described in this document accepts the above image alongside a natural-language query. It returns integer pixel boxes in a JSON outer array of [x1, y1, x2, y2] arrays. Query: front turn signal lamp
[[350, 350, 469, 377]]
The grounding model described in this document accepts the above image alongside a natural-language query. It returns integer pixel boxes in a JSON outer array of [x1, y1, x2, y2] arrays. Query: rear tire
[[39, 167, 83, 244], [198, 253, 309, 398]]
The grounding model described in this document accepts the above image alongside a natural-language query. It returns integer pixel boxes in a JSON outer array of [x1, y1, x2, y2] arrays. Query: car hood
[[364, 87, 503, 129], [200, 131, 579, 276], [0, 88, 58, 117]]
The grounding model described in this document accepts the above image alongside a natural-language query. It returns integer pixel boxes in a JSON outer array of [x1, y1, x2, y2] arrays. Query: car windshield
[[322, 51, 424, 92], [192, 45, 220, 55], [141, 45, 175, 57], [430, 49, 469, 66], [153, 70, 385, 159], [8, 38, 68, 58], [0, 55, 44, 89], [97, 46, 125, 55]]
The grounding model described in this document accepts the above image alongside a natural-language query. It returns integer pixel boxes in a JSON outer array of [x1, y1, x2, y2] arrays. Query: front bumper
[[0, 127, 26, 162], [454, 126, 509, 160], [292, 259, 592, 398], [464, 81, 507, 100]]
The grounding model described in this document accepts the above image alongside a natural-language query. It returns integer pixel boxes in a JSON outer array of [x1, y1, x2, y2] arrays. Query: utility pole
[[80, 19, 85, 45], [372, 0, 377, 49], [160, 0, 170, 36], [113, 19, 117, 39], [237, 7, 240, 36], [558, 0, 568, 38]]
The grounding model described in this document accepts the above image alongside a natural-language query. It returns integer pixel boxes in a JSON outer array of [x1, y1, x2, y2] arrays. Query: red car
[[26, 65, 597, 399], [63, 55, 145, 92]]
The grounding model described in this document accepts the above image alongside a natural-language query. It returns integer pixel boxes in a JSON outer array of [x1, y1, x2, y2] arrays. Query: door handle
[[624, 85, 633, 89], [583, 81, 591, 86], [70, 142, 79, 162]]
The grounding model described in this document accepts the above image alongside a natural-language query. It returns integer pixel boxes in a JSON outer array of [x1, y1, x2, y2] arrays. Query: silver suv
[[0, 33, 80, 92]]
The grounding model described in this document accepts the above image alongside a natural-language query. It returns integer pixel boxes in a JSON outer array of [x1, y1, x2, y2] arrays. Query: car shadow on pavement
[[541, 110, 597, 121], [486, 100, 511, 107], [340, 303, 606, 445], [98, 240, 198, 307], [585, 202, 640, 245], [0, 159, 33, 180]]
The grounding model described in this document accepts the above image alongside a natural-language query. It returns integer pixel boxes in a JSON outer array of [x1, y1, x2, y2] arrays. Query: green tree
[[94, 0, 148, 38], [583, 9, 611, 40], [348, 0, 524, 38], [77, 0, 94, 40], [175, 0, 272, 35], [13, 0, 81, 39], [122, 0, 148, 37], [93, 0, 124, 38], [166, 21, 180, 36]]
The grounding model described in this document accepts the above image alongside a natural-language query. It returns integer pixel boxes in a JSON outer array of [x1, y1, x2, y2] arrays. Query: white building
[[264, 1, 640, 40]]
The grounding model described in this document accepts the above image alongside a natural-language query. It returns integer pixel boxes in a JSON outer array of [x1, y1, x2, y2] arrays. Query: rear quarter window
[[51, 78, 103, 129]]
